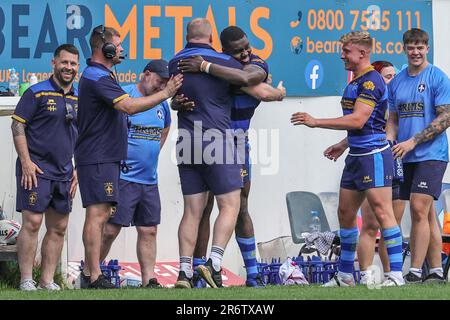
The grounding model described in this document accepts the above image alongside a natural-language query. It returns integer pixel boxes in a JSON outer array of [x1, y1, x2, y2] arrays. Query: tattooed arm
[[392, 104, 450, 159], [11, 119, 43, 190]]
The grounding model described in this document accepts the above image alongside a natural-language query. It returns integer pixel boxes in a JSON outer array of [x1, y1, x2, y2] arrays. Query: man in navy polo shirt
[[76, 25, 182, 289], [12, 44, 79, 291], [169, 18, 244, 289], [99, 60, 171, 288]]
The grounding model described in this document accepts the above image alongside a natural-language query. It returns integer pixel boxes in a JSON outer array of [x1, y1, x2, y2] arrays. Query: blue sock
[[339, 227, 359, 274], [193, 257, 206, 270], [382, 226, 403, 272], [236, 236, 258, 279]]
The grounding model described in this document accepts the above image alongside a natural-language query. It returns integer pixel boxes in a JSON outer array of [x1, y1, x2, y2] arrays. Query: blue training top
[[388, 64, 450, 163], [120, 84, 171, 185]]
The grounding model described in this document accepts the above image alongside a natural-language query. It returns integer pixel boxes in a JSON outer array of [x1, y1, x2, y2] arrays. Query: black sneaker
[[196, 259, 222, 288], [404, 272, 422, 284], [246, 275, 266, 288], [175, 271, 193, 288], [88, 275, 116, 289], [80, 272, 91, 289], [146, 278, 163, 288], [423, 272, 446, 284]]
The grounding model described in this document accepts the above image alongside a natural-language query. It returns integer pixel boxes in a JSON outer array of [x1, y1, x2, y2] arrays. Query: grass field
[[0, 283, 449, 300]]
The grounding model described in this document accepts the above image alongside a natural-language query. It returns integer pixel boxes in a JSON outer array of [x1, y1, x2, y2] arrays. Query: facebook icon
[[304, 60, 324, 90]]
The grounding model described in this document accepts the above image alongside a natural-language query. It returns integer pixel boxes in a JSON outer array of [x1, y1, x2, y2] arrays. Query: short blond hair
[[339, 31, 372, 49]]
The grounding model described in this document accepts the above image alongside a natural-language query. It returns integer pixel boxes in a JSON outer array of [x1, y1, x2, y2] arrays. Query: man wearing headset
[[75, 25, 182, 289], [12, 44, 80, 291]]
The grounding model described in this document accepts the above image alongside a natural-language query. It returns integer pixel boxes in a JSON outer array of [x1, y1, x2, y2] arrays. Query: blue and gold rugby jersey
[[341, 66, 389, 154], [231, 54, 269, 140]]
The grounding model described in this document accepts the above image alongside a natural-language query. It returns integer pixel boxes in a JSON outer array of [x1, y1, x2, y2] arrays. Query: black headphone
[[93, 25, 116, 59]]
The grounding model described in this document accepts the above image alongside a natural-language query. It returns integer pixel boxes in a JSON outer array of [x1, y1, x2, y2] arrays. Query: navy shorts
[[109, 179, 161, 227], [77, 162, 120, 208], [178, 163, 243, 195], [340, 147, 393, 191], [399, 160, 447, 200], [16, 176, 72, 214], [392, 181, 401, 201]]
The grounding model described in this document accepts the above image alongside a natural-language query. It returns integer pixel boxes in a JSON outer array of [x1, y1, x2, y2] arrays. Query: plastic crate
[[80, 259, 122, 288], [257, 256, 360, 285]]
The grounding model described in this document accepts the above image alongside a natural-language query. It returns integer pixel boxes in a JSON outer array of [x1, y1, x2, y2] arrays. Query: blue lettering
[[0, 7, 4, 55], [34, 4, 59, 58], [12, 4, 29, 58], [67, 4, 92, 59]]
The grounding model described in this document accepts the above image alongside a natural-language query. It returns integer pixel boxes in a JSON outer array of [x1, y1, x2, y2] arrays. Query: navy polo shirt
[[75, 59, 129, 165], [169, 43, 242, 136], [12, 76, 78, 181]]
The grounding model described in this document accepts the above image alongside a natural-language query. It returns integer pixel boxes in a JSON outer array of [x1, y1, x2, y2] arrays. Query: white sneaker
[[322, 273, 355, 287], [380, 275, 404, 287], [38, 282, 61, 291], [360, 271, 376, 286], [19, 279, 37, 291]]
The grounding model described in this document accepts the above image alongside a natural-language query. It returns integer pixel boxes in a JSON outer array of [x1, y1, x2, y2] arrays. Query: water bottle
[[9, 68, 19, 96], [29, 73, 38, 86], [309, 210, 321, 233]]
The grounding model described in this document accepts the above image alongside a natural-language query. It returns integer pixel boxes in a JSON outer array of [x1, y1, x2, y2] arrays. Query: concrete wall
[[0, 0, 449, 277]]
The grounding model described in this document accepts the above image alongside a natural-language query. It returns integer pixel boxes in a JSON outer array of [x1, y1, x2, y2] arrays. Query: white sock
[[409, 267, 422, 277], [210, 245, 225, 272], [360, 270, 368, 277], [429, 267, 443, 277], [180, 256, 193, 278]]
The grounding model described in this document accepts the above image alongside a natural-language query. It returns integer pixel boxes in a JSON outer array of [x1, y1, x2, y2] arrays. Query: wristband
[[205, 62, 212, 74]]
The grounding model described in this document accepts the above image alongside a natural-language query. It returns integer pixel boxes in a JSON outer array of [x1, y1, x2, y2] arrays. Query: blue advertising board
[[0, 0, 433, 96]]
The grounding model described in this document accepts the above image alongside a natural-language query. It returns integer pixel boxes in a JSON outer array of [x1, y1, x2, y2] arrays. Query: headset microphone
[[119, 53, 128, 60]]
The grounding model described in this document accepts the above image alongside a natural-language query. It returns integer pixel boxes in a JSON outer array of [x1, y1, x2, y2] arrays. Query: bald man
[[169, 18, 243, 288]]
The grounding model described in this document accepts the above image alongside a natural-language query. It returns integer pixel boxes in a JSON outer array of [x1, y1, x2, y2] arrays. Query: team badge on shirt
[[29, 192, 37, 206], [363, 81, 375, 91], [104, 182, 114, 196], [157, 109, 163, 120], [418, 83, 426, 93]]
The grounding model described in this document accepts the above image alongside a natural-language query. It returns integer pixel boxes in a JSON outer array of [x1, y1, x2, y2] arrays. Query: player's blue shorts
[[178, 163, 243, 195], [77, 162, 120, 208], [16, 176, 72, 214], [400, 160, 447, 200], [109, 179, 161, 227], [340, 147, 393, 191]]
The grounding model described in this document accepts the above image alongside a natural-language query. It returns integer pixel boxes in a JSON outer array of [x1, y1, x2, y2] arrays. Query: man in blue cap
[[99, 60, 172, 288]]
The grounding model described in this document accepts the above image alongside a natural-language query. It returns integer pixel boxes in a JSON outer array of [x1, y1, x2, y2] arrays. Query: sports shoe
[[423, 272, 446, 284], [196, 259, 223, 288], [19, 279, 37, 291], [404, 272, 422, 284], [175, 271, 193, 288], [246, 275, 266, 288], [146, 278, 163, 288], [380, 275, 404, 287], [322, 273, 355, 287], [38, 282, 61, 291], [88, 275, 116, 289], [80, 272, 91, 289], [359, 271, 376, 287]]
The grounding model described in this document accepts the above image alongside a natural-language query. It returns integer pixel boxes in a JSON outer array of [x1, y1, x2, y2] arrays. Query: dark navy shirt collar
[[48, 75, 75, 95], [86, 58, 114, 74], [185, 42, 216, 51]]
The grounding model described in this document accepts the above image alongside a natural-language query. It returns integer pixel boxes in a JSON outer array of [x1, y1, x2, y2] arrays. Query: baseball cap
[[143, 59, 170, 79]]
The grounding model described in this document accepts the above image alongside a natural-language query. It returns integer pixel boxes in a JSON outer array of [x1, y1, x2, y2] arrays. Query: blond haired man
[[291, 31, 404, 287]]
